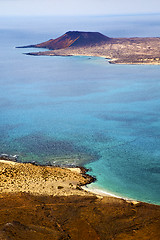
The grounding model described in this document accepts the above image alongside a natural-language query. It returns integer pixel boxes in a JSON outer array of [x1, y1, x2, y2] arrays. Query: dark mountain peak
[[65, 31, 82, 35], [66, 30, 106, 35], [19, 31, 111, 50], [65, 31, 104, 35], [65, 31, 110, 47], [65, 31, 110, 41]]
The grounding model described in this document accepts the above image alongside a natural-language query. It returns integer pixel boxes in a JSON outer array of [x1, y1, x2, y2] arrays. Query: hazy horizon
[[0, 0, 160, 16], [0, 14, 160, 39]]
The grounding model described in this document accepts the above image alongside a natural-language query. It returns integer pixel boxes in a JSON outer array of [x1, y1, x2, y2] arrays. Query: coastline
[[22, 36, 160, 65], [0, 159, 152, 205], [0, 159, 141, 203], [25, 50, 160, 65], [82, 185, 139, 203]]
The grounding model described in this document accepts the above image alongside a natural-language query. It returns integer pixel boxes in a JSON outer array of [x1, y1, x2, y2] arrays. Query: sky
[[0, 0, 160, 16]]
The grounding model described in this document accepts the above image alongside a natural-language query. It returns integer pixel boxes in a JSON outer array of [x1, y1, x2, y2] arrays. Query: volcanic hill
[[22, 31, 111, 50], [19, 31, 160, 65]]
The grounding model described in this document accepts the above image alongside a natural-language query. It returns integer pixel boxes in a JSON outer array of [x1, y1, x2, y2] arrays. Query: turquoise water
[[0, 15, 160, 204]]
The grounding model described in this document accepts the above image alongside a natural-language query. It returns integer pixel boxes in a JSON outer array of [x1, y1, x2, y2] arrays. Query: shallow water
[[0, 15, 160, 204]]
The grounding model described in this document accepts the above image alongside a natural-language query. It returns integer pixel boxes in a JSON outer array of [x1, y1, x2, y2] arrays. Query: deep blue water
[[0, 15, 160, 204]]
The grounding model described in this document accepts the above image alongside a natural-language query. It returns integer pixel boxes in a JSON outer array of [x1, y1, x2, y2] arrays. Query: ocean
[[0, 14, 160, 204]]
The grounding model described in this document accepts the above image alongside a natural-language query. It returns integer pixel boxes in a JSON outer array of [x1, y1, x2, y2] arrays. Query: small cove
[[0, 15, 160, 205]]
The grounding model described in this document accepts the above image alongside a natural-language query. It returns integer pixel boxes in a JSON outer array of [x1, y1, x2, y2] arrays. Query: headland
[[0, 159, 160, 240], [18, 31, 160, 65]]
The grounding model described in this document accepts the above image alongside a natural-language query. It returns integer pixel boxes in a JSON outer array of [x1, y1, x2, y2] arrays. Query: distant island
[[18, 31, 160, 64]]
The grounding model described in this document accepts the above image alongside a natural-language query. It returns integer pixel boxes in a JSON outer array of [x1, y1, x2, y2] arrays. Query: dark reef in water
[[1, 132, 100, 166]]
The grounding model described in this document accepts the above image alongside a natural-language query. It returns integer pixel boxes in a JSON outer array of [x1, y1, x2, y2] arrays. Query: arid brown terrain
[[0, 193, 160, 240], [18, 31, 160, 64], [0, 160, 160, 240]]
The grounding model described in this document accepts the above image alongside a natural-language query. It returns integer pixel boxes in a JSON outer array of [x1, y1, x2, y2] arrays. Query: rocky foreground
[[0, 160, 160, 240], [19, 31, 160, 65]]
